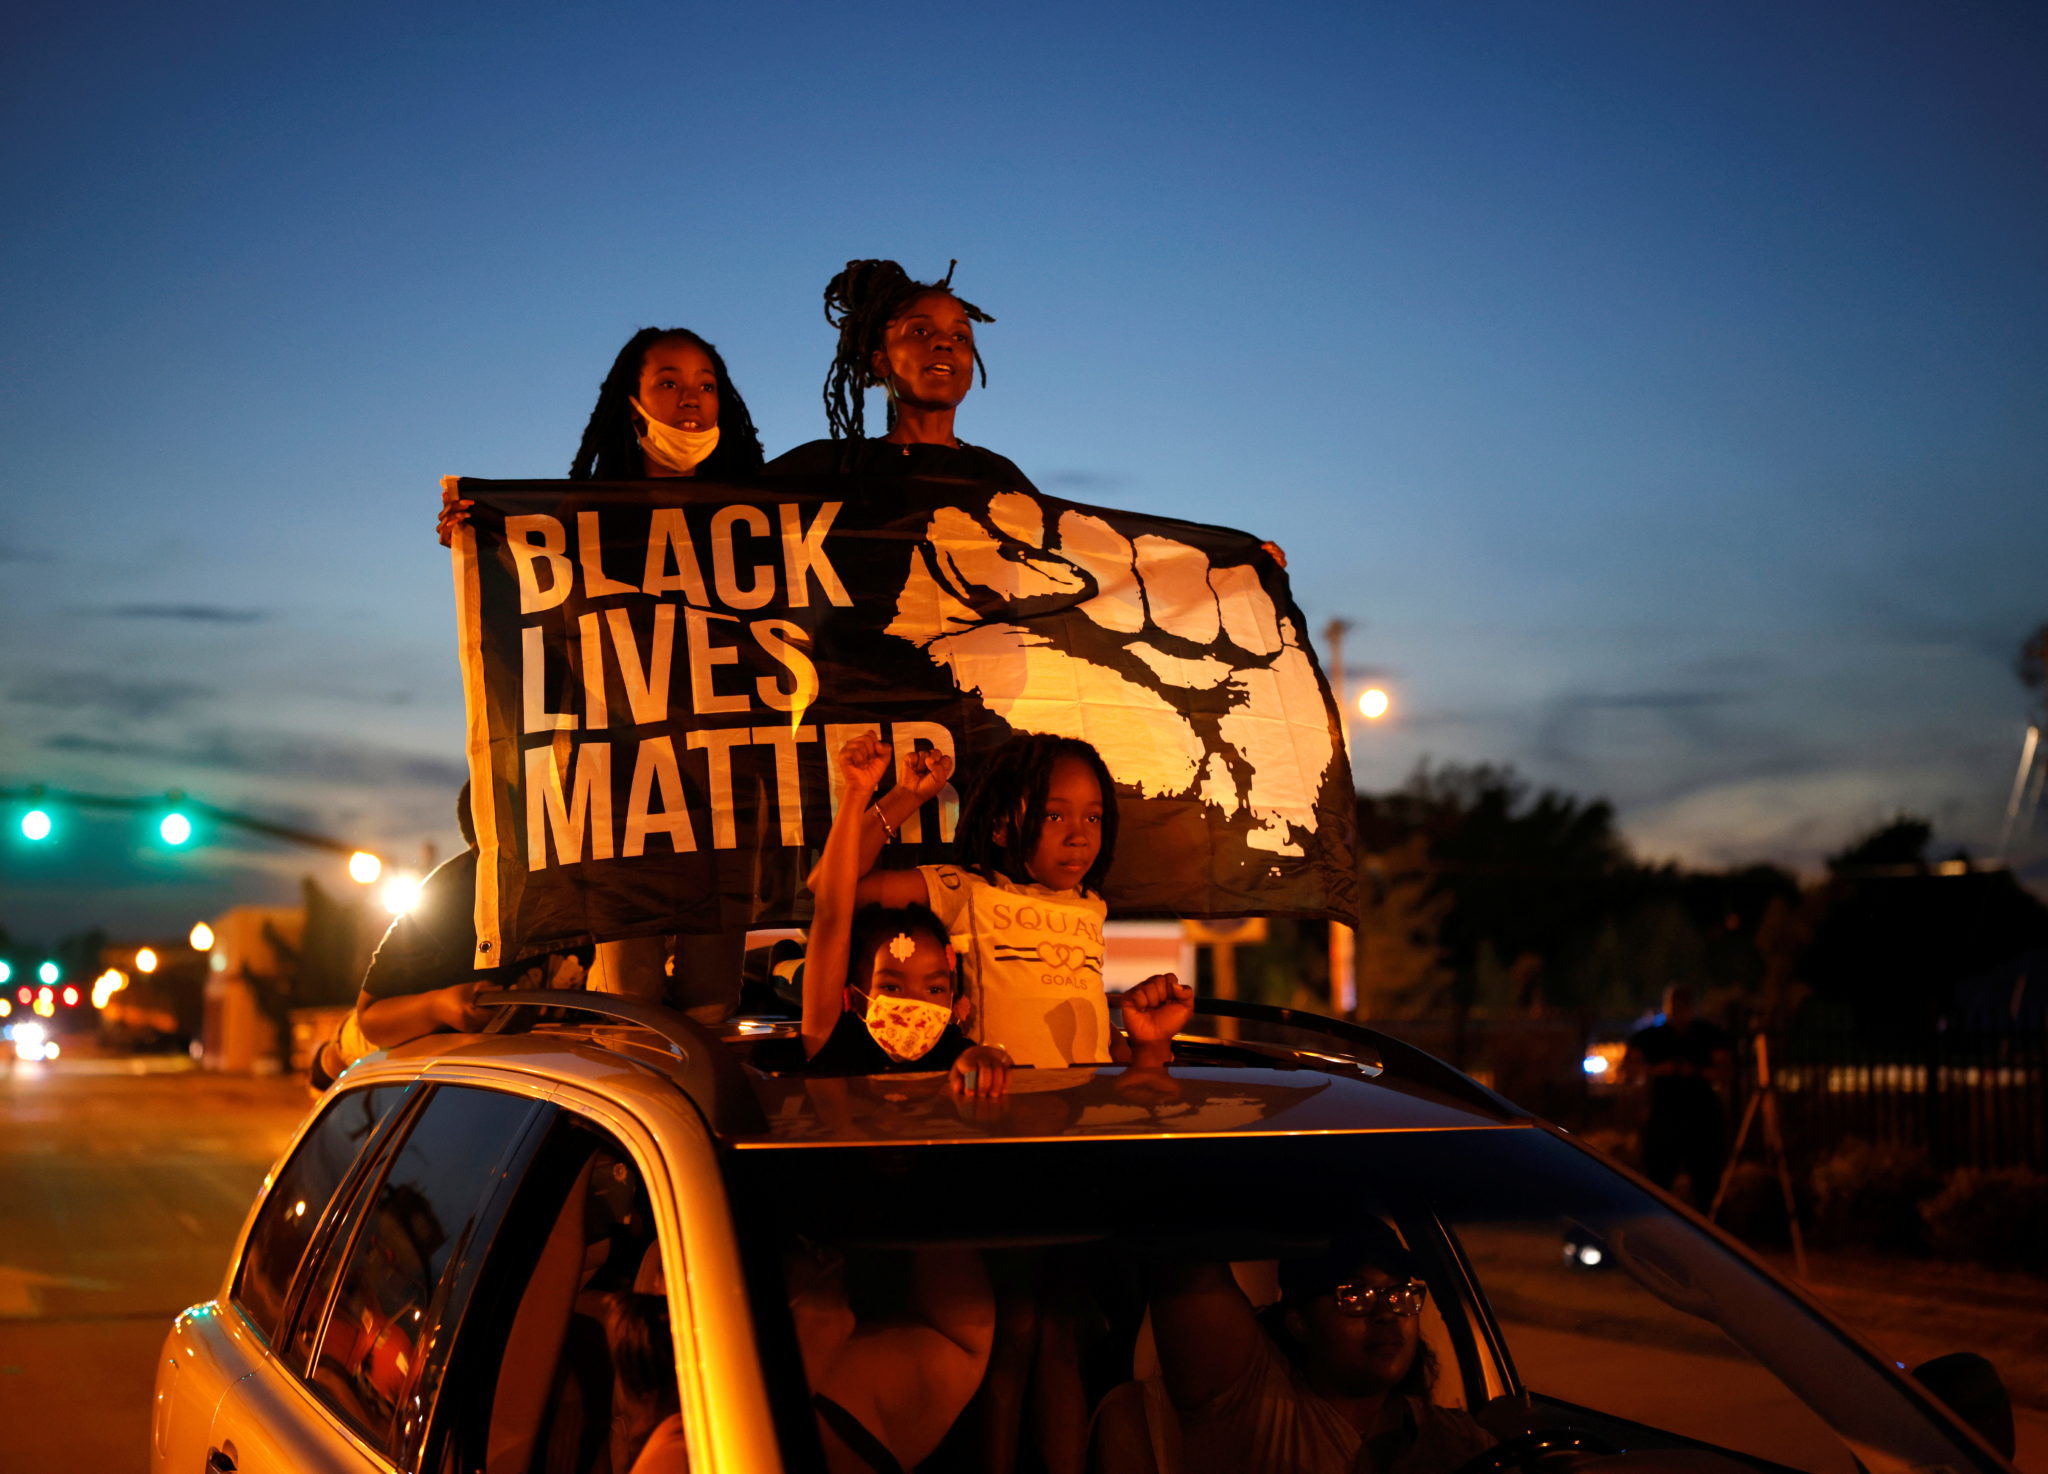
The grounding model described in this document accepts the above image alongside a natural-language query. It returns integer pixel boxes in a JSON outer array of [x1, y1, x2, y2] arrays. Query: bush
[[1807, 1138, 1939, 1253], [1921, 1167, 2048, 1274]]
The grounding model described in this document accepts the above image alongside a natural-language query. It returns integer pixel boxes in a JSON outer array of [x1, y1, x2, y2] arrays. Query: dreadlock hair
[[955, 734, 1118, 895], [569, 327, 764, 481], [847, 902, 959, 995], [820, 259, 994, 440]]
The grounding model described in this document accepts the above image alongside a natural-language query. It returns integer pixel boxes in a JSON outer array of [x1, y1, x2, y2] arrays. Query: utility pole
[[1322, 618, 1357, 1017], [2000, 625, 2048, 862]]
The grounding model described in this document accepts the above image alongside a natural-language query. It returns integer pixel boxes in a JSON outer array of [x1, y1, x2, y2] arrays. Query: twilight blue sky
[[4, 0, 2045, 941]]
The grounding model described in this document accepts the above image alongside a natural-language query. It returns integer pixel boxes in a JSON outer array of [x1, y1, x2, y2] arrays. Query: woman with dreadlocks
[[437, 326, 764, 541], [764, 258, 1037, 487]]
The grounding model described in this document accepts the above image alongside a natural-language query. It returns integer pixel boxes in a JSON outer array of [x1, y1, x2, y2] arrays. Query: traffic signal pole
[[3, 784, 366, 859]]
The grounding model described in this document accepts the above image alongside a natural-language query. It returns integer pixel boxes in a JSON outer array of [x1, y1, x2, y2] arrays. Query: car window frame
[[227, 1080, 419, 1349], [417, 1089, 687, 1473], [1397, 1208, 1518, 1408], [278, 1078, 554, 1465], [452, 1081, 709, 1470]]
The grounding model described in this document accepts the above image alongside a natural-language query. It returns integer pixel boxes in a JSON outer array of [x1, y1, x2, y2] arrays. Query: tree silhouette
[[1802, 816, 2048, 1035], [1827, 815, 1933, 874]]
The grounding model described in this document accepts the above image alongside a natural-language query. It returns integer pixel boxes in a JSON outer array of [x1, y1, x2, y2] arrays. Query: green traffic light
[[21, 808, 53, 841], [0, 960, 11, 985], [160, 811, 193, 845], [38, 961, 60, 985]]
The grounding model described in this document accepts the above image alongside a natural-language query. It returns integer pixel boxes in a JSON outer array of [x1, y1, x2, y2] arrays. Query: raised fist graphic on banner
[[886, 490, 1335, 856]]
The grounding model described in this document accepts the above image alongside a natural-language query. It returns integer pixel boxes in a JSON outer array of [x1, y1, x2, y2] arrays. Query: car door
[[155, 1081, 414, 1474], [200, 1080, 550, 1474]]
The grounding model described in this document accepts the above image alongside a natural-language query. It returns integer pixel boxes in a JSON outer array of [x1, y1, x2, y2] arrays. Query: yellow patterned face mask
[[857, 991, 953, 1063]]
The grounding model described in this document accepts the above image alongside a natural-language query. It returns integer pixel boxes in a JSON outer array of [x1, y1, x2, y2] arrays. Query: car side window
[[425, 1113, 690, 1474], [232, 1083, 407, 1343], [302, 1085, 541, 1456]]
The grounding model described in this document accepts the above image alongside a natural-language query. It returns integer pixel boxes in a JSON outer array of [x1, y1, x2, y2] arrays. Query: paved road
[[0, 1060, 310, 1474]]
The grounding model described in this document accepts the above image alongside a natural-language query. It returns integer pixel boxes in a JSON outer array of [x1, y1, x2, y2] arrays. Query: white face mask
[[859, 991, 954, 1063], [631, 397, 720, 474]]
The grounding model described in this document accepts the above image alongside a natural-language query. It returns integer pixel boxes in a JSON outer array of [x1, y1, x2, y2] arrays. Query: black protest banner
[[451, 476, 1358, 966]]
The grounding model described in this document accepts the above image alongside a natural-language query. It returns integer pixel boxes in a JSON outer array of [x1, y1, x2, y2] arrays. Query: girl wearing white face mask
[[435, 327, 767, 1019], [801, 733, 1013, 1092], [437, 326, 765, 541]]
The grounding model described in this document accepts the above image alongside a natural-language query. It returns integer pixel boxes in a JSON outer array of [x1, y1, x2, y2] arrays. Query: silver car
[[153, 995, 2017, 1474]]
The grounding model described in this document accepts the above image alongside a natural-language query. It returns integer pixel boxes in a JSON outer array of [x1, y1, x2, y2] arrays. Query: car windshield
[[726, 1103, 1991, 1474]]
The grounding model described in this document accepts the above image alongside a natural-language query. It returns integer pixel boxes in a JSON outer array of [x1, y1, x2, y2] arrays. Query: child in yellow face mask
[[801, 733, 1012, 1094]]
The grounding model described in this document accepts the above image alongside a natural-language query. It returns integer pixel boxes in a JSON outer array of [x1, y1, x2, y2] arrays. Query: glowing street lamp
[[37, 961, 59, 986], [21, 808, 53, 841], [159, 811, 193, 845], [348, 851, 384, 885], [135, 947, 159, 974], [189, 921, 215, 951], [381, 873, 424, 917], [1357, 687, 1391, 721]]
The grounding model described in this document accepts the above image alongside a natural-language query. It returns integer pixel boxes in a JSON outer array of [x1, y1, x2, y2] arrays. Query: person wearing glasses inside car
[[1147, 1224, 1493, 1474]]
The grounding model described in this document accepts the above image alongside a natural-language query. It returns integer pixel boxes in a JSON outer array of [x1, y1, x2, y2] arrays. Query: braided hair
[[956, 734, 1118, 895], [569, 328, 765, 480], [820, 259, 993, 440]]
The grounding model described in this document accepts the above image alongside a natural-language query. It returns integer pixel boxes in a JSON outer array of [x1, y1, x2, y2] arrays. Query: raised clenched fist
[[886, 491, 1333, 856]]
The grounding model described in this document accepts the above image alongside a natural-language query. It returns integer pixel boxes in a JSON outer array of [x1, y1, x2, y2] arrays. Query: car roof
[[736, 1059, 1526, 1147], [363, 992, 1533, 1147]]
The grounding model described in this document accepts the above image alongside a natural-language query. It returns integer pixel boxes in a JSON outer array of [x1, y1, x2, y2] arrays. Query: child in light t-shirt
[[840, 731, 1191, 1069]]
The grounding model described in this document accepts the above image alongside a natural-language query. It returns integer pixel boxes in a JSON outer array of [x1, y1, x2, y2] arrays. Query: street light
[[21, 808, 53, 841], [189, 921, 215, 951], [348, 851, 384, 885], [1358, 687, 1391, 720], [381, 873, 424, 917], [37, 961, 59, 986], [160, 810, 193, 845], [135, 947, 159, 974]]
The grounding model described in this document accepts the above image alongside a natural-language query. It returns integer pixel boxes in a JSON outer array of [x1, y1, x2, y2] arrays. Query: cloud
[[98, 604, 268, 623], [1038, 469, 1128, 492], [7, 670, 215, 721], [1531, 686, 1746, 772], [1561, 689, 1740, 712], [1674, 654, 1776, 682], [1622, 761, 1999, 875], [41, 728, 466, 790]]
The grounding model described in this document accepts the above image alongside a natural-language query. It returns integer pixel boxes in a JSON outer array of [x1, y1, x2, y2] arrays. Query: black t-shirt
[[1630, 1019, 1731, 1114], [361, 850, 501, 999], [803, 1010, 973, 1075], [762, 437, 1038, 492]]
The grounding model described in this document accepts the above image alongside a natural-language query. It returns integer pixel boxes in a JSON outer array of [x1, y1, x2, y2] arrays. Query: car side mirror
[[1912, 1352, 2015, 1460]]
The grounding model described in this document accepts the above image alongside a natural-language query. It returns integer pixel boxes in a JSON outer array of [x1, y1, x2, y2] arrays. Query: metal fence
[[1371, 1017, 2047, 1174], [1761, 1027, 2048, 1173]]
